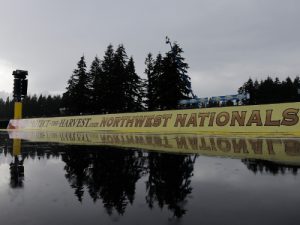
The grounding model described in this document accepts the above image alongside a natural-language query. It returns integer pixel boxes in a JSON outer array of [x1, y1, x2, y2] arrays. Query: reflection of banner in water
[[8, 131, 300, 166]]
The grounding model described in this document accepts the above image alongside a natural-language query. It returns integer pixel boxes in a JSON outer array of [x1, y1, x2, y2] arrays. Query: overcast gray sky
[[1, 0, 300, 99]]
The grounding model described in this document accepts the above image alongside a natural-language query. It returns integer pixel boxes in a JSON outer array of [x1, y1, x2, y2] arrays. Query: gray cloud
[[1, 0, 300, 98]]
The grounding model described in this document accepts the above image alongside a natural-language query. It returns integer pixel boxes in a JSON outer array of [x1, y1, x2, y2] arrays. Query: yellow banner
[[8, 130, 300, 166], [7, 102, 300, 135]]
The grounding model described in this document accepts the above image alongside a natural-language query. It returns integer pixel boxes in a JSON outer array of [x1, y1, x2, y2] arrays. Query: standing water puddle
[[0, 131, 300, 225]]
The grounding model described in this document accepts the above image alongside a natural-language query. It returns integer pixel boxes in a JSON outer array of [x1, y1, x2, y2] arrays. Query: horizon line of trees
[[0, 94, 62, 119], [1, 40, 300, 119], [0, 40, 193, 119], [1, 75, 300, 120], [63, 41, 193, 115], [239, 76, 300, 105]]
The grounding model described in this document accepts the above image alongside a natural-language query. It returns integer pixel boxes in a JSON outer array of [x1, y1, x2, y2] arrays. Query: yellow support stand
[[12, 101, 23, 155], [14, 102, 22, 119]]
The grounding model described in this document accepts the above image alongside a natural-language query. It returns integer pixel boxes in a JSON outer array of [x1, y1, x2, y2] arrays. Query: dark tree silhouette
[[97, 44, 144, 113], [146, 153, 196, 218], [100, 44, 115, 113], [239, 76, 300, 105], [0, 97, 13, 119], [242, 159, 299, 175], [159, 42, 192, 109], [61, 146, 146, 215], [108, 44, 128, 113], [124, 57, 145, 112], [85, 149, 146, 215], [145, 41, 193, 110], [63, 56, 90, 114], [62, 147, 90, 202], [0, 95, 62, 119], [145, 53, 163, 111], [88, 56, 104, 114], [238, 78, 256, 104]]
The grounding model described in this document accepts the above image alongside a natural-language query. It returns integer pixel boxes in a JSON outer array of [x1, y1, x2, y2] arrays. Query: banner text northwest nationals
[[53, 108, 299, 129]]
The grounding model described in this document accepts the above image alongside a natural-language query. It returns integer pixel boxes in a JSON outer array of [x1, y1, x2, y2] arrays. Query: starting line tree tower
[[12, 70, 28, 119]]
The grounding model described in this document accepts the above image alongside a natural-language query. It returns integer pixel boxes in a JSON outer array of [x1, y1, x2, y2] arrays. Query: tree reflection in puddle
[[1, 131, 300, 224]]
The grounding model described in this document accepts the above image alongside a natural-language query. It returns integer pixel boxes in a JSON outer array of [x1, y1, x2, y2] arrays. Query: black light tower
[[12, 70, 28, 119], [12, 70, 28, 102]]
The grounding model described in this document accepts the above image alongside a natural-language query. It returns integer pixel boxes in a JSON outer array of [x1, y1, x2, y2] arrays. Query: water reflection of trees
[[87, 149, 147, 215], [1, 133, 300, 218], [62, 146, 147, 215], [242, 159, 299, 175], [146, 153, 196, 218], [60, 146, 196, 217], [0, 132, 9, 156]]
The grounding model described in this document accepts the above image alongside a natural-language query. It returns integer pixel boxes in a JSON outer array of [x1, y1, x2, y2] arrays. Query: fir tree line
[[2, 40, 300, 120], [0, 40, 192, 119], [145, 42, 192, 110], [239, 76, 300, 105], [63, 42, 192, 115], [63, 44, 146, 115], [0, 39, 192, 119], [0, 95, 62, 119], [0, 98, 13, 119]]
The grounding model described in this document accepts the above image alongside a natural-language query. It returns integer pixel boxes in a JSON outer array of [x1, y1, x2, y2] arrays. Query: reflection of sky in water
[[0, 131, 300, 225], [190, 157, 300, 225], [0, 164, 10, 190]]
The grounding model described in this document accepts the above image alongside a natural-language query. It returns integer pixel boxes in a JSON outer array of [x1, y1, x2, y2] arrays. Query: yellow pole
[[14, 102, 22, 119], [13, 102, 22, 155]]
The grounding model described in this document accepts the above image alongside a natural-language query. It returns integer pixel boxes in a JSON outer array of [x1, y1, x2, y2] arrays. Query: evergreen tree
[[38, 94, 47, 116], [282, 77, 296, 102], [239, 76, 300, 105], [5, 97, 13, 119], [99, 44, 144, 113], [161, 42, 192, 109], [293, 76, 300, 101], [258, 76, 276, 103], [124, 57, 144, 112], [152, 53, 164, 109], [238, 78, 256, 104], [101, 44, 115, 113], [89, 56, 103, 113], [63, 56, 90, 114], [28, 95, 37, 117], [0, 98, 5, 119], [110, 44, 128, 112], [45, 95, 62, 116], [145, 53, 161, 111], [146, 41, 192, 110]]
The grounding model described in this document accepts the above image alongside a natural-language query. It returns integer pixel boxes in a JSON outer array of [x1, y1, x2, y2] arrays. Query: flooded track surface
[[1, 131, 300, 225]]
